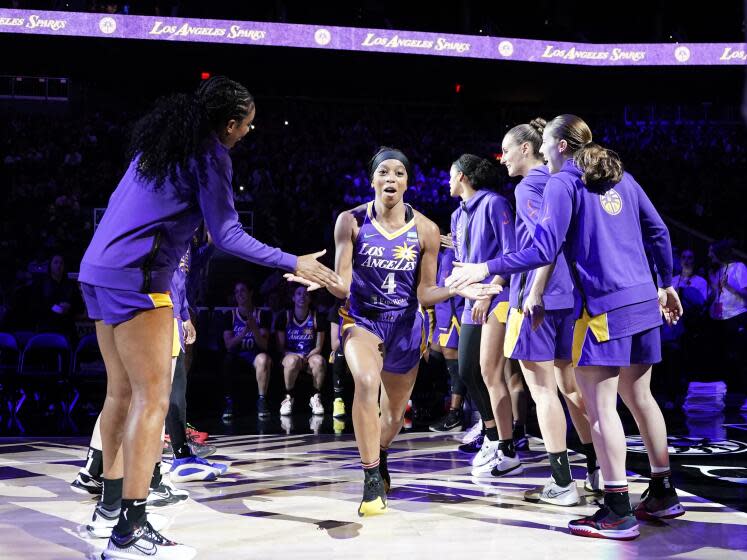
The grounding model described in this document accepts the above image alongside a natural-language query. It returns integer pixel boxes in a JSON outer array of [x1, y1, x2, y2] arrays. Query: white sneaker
[[102, 522, 196, 559], [461, 419, 483, 444], [169, 456, 223, 484], [161, 475, 189, 499], [86, 504, 168, 539], [525, 478, 580, 506], [280, 395, 294, 416], [489, 450, 523, 477], [309, 393, 324, 415], [471, 437, 500, 470], [584, 468, 603, 494]]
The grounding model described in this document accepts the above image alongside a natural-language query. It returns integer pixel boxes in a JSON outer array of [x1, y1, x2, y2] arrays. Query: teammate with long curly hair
[[78, 76, 339, 559]]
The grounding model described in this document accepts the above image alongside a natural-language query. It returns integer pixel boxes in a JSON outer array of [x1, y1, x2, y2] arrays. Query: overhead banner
[[1, 9, 745, 66]]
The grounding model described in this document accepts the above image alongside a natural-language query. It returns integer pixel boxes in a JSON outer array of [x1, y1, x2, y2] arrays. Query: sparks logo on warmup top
[[600, 189, 623, 215], [627, 435, 747, 455], [498, 41, 514, 57], [314, 28, 331, 46], [674, 46, 691, 62], [98, 16, 116, 34]]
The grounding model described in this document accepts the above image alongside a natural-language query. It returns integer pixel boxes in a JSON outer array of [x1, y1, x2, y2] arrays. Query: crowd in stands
[[0, 97, 745, 419]]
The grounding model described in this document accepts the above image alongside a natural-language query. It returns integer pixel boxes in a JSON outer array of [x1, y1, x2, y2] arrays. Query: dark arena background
[[0, 1, 746, 558]]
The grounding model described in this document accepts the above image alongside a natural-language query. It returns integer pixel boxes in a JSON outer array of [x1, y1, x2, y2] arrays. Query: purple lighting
[[0, 9, 745, 66]]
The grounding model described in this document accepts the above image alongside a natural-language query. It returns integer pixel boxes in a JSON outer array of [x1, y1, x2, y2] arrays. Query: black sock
[[114, 498, 146, 535], [174, 442, 192, 459], [286, 387, 296, 399], [86, 446, 103, 478], [604, 485, 632, 517], [548, 451, 572, 487], [498, 439, 516, 458], [101, 477, 123, 510], [150, 462, 162, 490], [650, 469, 674, 497], [512, 421, 526, 440], [485, 426, 499, 442], [582, 442, 598, 475], [362, 457, 380, 478]]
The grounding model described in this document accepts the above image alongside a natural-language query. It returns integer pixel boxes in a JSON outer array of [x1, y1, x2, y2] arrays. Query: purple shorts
[[341, 307, 425, 374], [435, 298, 464, 349], [504, 307, 574, 362], [81, 283, 173, 326], [573, 319, 662, 367]]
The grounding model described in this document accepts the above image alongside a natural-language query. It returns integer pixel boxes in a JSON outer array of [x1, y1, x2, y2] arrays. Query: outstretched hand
[[284, 273, 321, 292], [445, 262, 490, 290], [456, 283, 503, 303], [294, 250, 342, 289]]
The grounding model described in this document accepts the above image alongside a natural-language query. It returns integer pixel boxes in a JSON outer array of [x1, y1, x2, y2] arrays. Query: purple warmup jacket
[[451, 190, 515, 323], [79, 134, 297, 293], [487, 159, 672, 316], [170, 249, 190, 322], [510, 166, 574, 311]]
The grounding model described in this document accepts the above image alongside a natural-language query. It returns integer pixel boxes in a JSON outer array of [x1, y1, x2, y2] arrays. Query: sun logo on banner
[[600, 189, 623, 215], [392, 243, 417, 261]]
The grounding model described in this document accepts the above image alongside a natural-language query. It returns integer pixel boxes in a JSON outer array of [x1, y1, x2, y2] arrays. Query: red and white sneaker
[[568, 505, 640, 540]]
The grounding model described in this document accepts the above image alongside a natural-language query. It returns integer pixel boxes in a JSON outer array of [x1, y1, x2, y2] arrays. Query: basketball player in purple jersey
[[500, 119, 598, 506], [448, 115, 684, 540], [77, 77, 339, 559], [275, 284, 327, 416], [288, 146, 500, 516]]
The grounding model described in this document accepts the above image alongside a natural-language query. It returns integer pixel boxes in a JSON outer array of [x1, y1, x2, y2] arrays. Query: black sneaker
[[71, 468, 103, 496], [256, 396, 270, 418], [188, 440, 216, 459], [568, 505, 639, 540], [429, 408, 463, 432], [146, 482, 189, 508], [458, 432, 484, 454], [379, 449, 391, 494], [102, 521, 196, 559], [357, 470, 387, 517], [634, 488, 685, 520]]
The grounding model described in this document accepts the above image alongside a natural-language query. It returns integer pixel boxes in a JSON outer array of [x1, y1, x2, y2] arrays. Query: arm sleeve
[[486, 178, 572, 276], [198, 153, 297, 271], [180, 291, 191, 322], [515, 184, 543, 237], [634, 178, 673, 287], [489, 196, 516, 256]]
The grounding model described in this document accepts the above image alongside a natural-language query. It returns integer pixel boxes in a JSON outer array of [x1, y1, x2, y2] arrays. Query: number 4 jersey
[[350, 201, 420, 317]]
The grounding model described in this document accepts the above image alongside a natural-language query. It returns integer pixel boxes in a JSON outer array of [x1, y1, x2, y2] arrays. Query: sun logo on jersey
[[600, 189, 623, 215], [392, 243, 417, 261]]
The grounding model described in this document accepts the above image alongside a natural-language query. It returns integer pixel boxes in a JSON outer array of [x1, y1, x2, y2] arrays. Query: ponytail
[[453, 153, 498, 189], [574, 143, 624, 192], [546, 114, 623, 192]]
